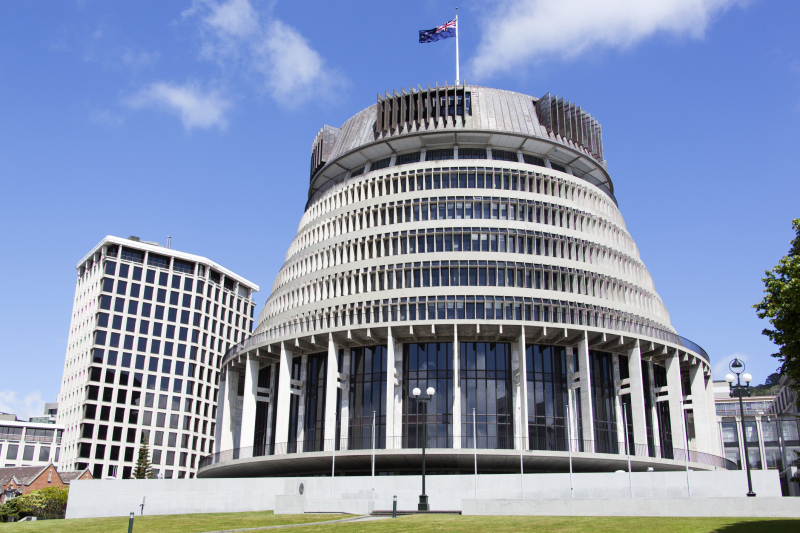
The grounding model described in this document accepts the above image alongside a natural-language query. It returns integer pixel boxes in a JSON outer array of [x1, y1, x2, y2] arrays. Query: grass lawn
[[0, 510, 342, 533], [1, 513, 798, 533], [289, 515, 800, 533]]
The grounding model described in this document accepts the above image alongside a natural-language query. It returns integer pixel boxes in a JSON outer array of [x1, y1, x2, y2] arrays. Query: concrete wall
[[463, 497, 800, 518], [66, 470, 782, 519]]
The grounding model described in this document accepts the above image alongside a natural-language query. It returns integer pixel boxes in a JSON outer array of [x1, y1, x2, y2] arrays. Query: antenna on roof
[[167, 236, 171, 249]]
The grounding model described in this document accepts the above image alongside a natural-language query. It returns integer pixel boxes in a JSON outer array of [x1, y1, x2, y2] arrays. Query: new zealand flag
[[419, 18, 457, 43]]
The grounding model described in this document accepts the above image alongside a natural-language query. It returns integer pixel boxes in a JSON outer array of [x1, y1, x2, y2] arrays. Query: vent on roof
[[128, 236, 140, 242]]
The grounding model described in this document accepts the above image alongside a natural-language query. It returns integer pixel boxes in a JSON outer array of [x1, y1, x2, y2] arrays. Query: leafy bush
[[0, 486, 69, 521]]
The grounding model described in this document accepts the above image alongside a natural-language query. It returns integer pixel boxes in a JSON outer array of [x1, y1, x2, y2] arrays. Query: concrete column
[[577, 334, 595, 449], [704, 366, 721, 455], [756, 415, 767, 470], [648, 361, 662, 452], [296, 354, 309, 446], [323, 335, 339, 451], [222, 365, 239, 453], [274, 344, 293, 452], [339, 348, 351, 450], [391, 333, 404, 448], [627, 341, 649, 450], [566, 347, 579, 452], [214, 370, 228, 454], [512, 329, 527, 450], [611, 354, 625, 454], [519, 328, 529, 449], [452, 325, 461, 449], [689, 362, 711, 453], [665, 353, 685, 452], [239, 355, 259, 452], [386, 327, 397, 449]]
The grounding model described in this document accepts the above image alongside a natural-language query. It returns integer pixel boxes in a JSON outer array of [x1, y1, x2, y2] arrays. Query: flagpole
[[455, 8, 460, 85]]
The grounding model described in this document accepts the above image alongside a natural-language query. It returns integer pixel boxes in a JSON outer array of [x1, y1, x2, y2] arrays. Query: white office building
[[0, 411, 63, 469], [56, 236, 258, 479]]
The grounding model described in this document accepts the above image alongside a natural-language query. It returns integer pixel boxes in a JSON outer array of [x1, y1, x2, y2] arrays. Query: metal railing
[[198, 436, 735, 471], [676, 335, 709, 363]]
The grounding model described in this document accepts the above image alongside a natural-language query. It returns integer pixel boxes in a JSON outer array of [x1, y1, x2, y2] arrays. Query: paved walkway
[[206, 514, 389, 532]]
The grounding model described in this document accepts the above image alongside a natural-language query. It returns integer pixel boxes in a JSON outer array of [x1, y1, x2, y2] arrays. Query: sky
[[1, 0, 798, 421]]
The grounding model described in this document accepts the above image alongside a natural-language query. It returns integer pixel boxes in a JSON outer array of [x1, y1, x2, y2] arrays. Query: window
[[459, 148, 487, 160], [492, 149, 518, 162], [38, 446, 50, 462], [403, 343, 453, 449], [426, 149, 454, 161], [342, 346, 387, 451], [396, 152, 421, 165]]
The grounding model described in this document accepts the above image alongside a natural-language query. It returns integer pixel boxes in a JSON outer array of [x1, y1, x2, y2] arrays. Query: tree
[[132, 434, 153, 479], [754, 218, 800, 407]]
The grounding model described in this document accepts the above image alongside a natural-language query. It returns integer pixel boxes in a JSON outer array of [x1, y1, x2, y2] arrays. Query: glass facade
[[460, 343, 513, 449], [404, 343, 453, 449], [590, 351, 618, 454], [303, 353, 326, 452], [253, 365, 272, 456], [653, 364, 674, 458], [524, 345, 568, 451], [346, 346, 387, 450]]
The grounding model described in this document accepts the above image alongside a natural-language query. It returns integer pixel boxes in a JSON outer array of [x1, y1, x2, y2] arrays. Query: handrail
[[198, 436, 735, 471]]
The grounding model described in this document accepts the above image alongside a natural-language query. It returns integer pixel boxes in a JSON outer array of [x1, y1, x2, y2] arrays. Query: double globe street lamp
[[412, 386, 435, 511], [725, 358, 756, 497]]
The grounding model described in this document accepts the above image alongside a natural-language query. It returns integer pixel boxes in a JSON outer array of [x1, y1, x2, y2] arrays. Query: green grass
[[1, 513, 798, 533], [0, 510, 342, 533], [289, 515, 800, 533]]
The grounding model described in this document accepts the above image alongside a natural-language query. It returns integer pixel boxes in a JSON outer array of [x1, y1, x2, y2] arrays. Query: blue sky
[[1, 0, 797, 420]]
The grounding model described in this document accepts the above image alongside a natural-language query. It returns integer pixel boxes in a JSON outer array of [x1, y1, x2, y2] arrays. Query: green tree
[[132, 434, 153, 479], [754, 218, 800, 407]]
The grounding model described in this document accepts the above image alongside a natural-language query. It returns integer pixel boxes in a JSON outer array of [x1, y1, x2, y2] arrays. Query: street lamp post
[[726, 358, 756, 497], [412, 386, 436, 511]]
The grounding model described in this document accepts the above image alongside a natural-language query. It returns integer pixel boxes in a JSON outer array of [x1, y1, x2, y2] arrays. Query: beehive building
[[201, 84, 727, 477]]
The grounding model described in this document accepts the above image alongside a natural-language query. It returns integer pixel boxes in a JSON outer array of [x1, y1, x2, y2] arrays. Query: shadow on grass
[[709, 520, 800, 533]]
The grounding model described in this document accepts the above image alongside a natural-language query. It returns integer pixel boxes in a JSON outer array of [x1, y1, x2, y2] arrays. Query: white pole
[[331, 435, 335, 500], [372, 410, 376, 501], [519, 402, 524, 499], [473, 407, 477, 499], [566, 401, 574, 498], [623, 406, 633, 498], [455, 8, 460, 85], [680, 401, 691, 497]]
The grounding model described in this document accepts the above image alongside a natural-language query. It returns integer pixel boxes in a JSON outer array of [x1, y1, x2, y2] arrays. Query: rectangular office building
[[57, 236, 258, 479]]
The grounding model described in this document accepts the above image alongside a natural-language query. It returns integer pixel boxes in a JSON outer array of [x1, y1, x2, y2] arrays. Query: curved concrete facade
[[201, 84, 725, 478]]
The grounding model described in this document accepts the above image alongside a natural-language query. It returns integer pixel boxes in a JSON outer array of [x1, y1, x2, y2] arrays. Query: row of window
[[300, 166, 620, 259], [250, 343, 662, 455], [269, 253, 656, 324], [2, 443, 56, 464], [87, 366, 216, 401], [99, 276, 253, 326], [262, 296, 673, 354], [292, 188, 629, 281], [278, 222, 640, 297], [86, 385, 212, 419]]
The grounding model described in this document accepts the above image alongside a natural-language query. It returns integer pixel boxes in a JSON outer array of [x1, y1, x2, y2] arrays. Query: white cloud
[[0, 390, 47, 422], [205, 0, 259, 37], [255, 19, 335, 106], [184, 0, 343, 107], [126, 81, 231, 130], [471, 0, 747, 79], [712, 352, 749, 379]]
